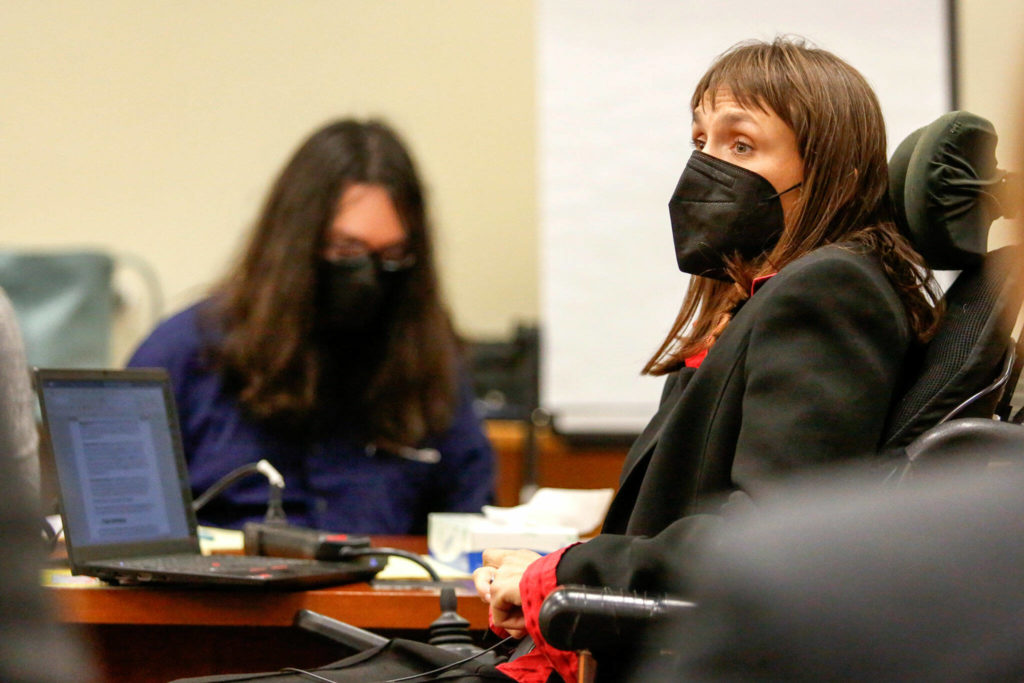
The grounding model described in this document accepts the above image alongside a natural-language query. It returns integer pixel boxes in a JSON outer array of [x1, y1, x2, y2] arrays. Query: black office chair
[[537, 111, 1024, 679], [882, 111, 1023, 450]]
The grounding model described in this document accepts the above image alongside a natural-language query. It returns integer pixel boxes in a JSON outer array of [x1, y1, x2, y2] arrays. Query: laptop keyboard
[[104, 554, 344, 574]]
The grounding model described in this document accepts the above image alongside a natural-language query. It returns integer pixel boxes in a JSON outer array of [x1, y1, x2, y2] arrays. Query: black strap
[[505, 636, 535, 662]]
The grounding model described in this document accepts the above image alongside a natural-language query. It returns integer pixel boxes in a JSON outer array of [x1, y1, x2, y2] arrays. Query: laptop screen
[[38, 368, 200, 563]]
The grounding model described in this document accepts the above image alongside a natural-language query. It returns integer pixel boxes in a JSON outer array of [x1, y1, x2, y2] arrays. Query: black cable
[[278, 668, 334, 682], [264, 482, 287, 523], [380, 636, 515, 682], [339, 547, 442, 582], [192, 460, 287, 525], [191, 462, 263, 512], [278, 636, 515, 683]]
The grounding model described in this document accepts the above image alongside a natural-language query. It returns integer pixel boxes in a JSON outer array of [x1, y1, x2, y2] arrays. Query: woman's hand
[[472, 548, 542, 639]]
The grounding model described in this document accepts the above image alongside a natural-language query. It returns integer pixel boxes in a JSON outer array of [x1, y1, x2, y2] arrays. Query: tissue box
[[427, 513, 579, 573]]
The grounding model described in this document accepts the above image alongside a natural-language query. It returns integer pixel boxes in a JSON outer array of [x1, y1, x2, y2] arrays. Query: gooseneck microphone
[[191, 458, 287, 523]]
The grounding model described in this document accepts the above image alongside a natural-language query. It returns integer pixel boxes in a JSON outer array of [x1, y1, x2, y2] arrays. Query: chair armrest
[[537, 585, 694, 653], [907, 417, 1024, 471]]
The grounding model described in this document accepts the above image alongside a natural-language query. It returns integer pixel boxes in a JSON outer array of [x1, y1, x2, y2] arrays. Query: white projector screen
[[538, 0, 953, 435]]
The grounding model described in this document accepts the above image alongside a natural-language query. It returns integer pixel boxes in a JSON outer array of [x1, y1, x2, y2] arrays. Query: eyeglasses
[[321, 238, 417, 272]]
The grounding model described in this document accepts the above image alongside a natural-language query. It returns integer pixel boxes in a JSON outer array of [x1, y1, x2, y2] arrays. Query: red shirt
[[494, 546, 578, 683]]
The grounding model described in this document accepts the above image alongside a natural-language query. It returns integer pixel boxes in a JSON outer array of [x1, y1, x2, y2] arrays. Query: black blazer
[[556, 244, 913, 595]]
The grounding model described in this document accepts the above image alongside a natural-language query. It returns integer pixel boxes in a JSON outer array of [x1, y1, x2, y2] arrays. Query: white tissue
[[482, 487, 614, 535]]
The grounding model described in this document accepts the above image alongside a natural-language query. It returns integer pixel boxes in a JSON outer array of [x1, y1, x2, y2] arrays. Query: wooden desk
[[50, 537, 489, 683], [486, 420, 631, 506], [46, 425, 635, 681]]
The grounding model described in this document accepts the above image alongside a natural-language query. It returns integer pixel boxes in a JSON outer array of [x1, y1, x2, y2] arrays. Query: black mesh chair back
[[883, 245, 1023, 448]]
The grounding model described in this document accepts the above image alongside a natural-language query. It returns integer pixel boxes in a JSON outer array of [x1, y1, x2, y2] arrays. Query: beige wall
[[957, 0, 1024, 248], [2, 1, 1022, 365]]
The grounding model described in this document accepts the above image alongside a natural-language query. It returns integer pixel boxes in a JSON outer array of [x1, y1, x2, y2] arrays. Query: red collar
[[685, 274, 778, 370], [751, 273, 777, 296], [684, 347, 709, 368]]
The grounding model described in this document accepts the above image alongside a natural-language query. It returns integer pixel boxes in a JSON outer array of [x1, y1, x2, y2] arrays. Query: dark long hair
[[645, 38, 942, 375], [206, 119, 460, 445]]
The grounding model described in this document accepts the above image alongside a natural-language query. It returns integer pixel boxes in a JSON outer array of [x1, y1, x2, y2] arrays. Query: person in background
[[474, 37, 943, 682], [0, 287, 41, 502], [128, 119, 494, 534]]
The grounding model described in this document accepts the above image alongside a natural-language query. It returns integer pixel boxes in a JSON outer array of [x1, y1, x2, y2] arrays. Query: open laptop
[[36, 367, 383, 588]]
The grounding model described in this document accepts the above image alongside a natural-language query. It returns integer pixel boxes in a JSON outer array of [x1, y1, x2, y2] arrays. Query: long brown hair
[[645, 37, 942, 375], [206, 119, 460, 445]]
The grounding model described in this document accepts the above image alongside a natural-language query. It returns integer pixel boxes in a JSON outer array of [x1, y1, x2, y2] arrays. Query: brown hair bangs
[[690, 37, 893, 262]]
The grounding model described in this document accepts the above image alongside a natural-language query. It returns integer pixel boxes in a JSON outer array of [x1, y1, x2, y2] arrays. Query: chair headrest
[[889, 111, 1008, 270]]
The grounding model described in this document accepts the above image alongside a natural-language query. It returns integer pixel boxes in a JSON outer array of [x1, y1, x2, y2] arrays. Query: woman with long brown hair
[[129, 119, 494, 534], [473, 37, 941, 681]]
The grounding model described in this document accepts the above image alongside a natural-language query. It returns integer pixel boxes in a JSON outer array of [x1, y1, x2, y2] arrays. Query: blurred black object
[[467, 324, 539, 422], [636, 438, 1024, 681], [467, 324, 544, 500], [540, 418, 1024, 681], [0, 433, 97, 680]]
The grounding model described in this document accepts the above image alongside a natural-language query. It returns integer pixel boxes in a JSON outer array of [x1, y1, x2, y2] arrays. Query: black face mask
[[668, 150, 800, 280], [316, 255, 403, 337]]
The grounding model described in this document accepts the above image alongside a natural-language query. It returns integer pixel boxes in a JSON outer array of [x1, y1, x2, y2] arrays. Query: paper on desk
[[482, 487, 614, 535], [42, 568, 101, 587], [46, 514, 63, 538], [198, 525, 245, 555], [375, 554, 471, 581]]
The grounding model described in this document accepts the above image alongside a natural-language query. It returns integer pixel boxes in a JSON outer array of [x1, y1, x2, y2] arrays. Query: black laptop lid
[[36, 368, 201, 568]]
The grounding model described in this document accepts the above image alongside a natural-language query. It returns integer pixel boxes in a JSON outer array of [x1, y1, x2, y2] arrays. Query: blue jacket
[[127, 302, 495, 534]]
